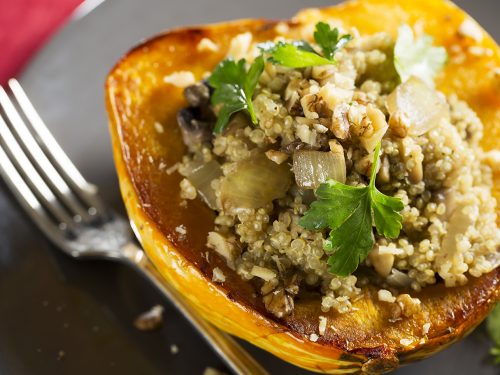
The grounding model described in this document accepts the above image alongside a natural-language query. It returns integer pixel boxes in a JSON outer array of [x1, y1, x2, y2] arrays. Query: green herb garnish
[[313, 22, 353, 61], [487, 304, 500, 365], [394, 24, 447, 87], [299, 142, 404, 276], [267, 22, 351, 68], [208, 56, 265, 133], [268, 43, 332, 68]]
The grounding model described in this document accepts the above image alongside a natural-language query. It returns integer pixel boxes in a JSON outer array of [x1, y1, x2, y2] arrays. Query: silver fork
[[0, 79, 268, 375]]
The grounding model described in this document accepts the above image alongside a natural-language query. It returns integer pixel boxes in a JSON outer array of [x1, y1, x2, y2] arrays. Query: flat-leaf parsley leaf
[[208, 56, 265, 133], [267, 22, 351, 68], [268, 43, 332, 68], [299, 142, 404, 276], [394, 24, 447, 87], [313, 22, 353, 61]]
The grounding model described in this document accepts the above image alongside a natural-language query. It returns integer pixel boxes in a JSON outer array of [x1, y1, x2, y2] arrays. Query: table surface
[[0, 0, 498, 374]]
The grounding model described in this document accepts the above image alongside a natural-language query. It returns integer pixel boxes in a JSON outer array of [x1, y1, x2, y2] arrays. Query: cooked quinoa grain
[[177, 26, 499, 318]]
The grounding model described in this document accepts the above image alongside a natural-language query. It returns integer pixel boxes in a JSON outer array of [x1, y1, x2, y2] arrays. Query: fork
[[0, 79, 269, 375]]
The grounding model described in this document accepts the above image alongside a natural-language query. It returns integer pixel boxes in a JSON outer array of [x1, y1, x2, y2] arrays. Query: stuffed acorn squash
[[106, 0, 500, 373]]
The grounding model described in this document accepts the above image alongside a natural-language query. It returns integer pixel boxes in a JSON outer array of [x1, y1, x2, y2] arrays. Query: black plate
[[0, 0, 498, 373]]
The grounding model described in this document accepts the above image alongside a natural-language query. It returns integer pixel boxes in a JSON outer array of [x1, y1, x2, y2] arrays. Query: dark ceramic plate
[[0, 0, 498, 374]]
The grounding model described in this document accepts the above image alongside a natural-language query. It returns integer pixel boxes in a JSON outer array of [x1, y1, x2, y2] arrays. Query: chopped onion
[[386, 76, 449, 136], [186, 160, 222, 209], [292, 150, 346, 189], [219, 154, 291, 212]]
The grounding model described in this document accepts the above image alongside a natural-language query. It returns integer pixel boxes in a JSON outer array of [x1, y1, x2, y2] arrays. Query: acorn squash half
[[105, 0, 500, 373]]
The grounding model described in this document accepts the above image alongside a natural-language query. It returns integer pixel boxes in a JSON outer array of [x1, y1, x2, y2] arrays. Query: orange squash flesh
[[106, 0, 500, 373]]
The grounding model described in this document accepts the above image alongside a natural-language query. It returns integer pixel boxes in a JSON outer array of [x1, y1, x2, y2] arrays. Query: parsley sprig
[[208, 56, 265, 133], [299, 142, 404, 276], [487, 304, 500, 365], [314, 22, 353, 60], [267, 22, 352, 68], [394, 24, 447, 87]]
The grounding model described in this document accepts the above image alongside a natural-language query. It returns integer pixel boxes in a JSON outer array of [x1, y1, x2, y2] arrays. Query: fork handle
[[121, 243, 269, 375]]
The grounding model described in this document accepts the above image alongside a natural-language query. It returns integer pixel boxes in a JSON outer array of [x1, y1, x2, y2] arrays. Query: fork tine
[[8, 79, 106, 217], [0, 114, 76, 229], [0, 132, 71, 243], [0, 85, 94, 222]]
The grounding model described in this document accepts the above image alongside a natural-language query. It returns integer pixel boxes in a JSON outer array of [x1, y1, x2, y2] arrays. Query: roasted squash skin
[[106, 0, 500, 373]]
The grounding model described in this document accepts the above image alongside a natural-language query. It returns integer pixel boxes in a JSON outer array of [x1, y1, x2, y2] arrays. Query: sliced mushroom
[[386, 269, 413, 288], [177, 107, 213, 147], [184, 82, 210, 107]]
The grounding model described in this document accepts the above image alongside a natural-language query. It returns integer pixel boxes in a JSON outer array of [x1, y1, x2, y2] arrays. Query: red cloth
[[0, 0, 83, 85]]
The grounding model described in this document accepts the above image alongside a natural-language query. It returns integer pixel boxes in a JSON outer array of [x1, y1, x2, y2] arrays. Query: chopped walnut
[[377, 155, 390, 184], [284, 273, 301, 296], [263, 287, 294, 318], [318, 316, 327, 336], [396, 294, 421, 317], [261, 277, 296, 318], [301, 94, 320, 119], [261, 279, 279, 295], [207, 232, 240, 266], [284, 78, 304, 116], [314, 98, 333, 118], [330, 103, 350, 139], [400, 338, 413, 347], [389, 303, 402, 322], [212, 267, 226, 283], [388, 111, 409, 138], [354, 152, 373, 176], [134, 305, 164, 331], [328, 139, 344, 155], [286, 90, 303, 116], [378, 289, 396, 303]]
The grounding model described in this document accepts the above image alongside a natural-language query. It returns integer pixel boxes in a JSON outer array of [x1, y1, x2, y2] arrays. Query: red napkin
[[0, 0, 83, 85]]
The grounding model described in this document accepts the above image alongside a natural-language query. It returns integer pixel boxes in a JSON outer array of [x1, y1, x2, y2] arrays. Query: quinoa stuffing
[[174, 21, 500, 319]]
